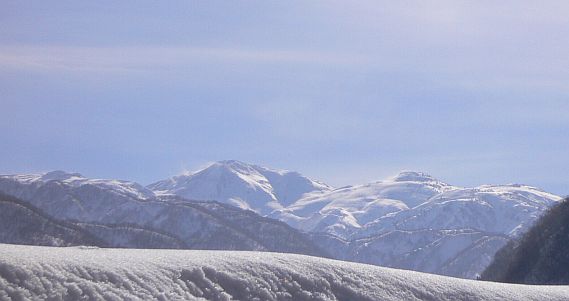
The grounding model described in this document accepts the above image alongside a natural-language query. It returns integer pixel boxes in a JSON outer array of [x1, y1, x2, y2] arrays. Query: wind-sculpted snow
[[1, 244, 568, 301]]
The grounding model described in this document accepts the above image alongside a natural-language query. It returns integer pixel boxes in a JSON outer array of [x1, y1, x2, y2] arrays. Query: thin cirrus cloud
[[0, 46, 369, 73], [1, 43, 567, 96]]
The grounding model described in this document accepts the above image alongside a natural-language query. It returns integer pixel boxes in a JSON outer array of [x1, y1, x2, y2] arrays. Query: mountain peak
[[148, 160, 332, 214], [391, 171, 437, 182], [209, 160, 294, 177], [216, 159, 247, 166], [40, 170, 83, 182], [212, 160, 255, 171]]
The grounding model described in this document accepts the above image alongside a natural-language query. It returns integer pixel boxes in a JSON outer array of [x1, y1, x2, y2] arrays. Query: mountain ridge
[[0, 161, 562, 279], [0, 173, 327, 256], [148, 161, 562, 278]]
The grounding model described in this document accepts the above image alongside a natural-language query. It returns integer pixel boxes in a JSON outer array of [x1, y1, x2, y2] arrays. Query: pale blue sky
[[1, 1, 568, 194]]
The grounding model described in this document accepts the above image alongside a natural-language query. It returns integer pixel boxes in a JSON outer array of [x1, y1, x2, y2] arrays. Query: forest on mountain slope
[[481, 197, 569, 284]]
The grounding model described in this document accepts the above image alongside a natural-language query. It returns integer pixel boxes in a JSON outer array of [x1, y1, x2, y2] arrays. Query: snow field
[[1, 244, 568, 301]]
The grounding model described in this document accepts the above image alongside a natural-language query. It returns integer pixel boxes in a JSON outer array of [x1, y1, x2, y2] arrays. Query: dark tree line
[[481, 197, 569, 284]]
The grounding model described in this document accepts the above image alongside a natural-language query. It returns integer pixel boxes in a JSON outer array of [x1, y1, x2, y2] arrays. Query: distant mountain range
[[0, 160, 562, 279], [0, 172, 325, 256]]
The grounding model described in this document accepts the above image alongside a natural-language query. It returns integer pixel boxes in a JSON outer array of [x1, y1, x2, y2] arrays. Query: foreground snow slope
[[1, 244, 568, 301]]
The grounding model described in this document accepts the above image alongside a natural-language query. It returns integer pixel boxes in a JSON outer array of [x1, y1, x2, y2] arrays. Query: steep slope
[[1, 244, 569, 301], [481, 198, 569, 284], [74, 223, 187, 249], [0, 192, 189, 249], [0, 193, 103, 247], [148, 160, 332, 215], [326, 229, 510, 278], [176, 198, 326, 255]]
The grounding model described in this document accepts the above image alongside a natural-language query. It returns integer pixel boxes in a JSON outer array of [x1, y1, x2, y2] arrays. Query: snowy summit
[[148, 160, 332, 215]]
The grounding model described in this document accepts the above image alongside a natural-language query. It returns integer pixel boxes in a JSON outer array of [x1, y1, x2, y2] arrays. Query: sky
[[1, 1, 568, 195]]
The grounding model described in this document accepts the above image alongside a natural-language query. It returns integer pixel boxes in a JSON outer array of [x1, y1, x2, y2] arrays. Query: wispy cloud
[[0, 46, 368, 73], [3, 42, 566, 96]]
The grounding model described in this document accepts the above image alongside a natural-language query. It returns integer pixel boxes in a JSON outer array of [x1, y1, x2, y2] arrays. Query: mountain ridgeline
[[481, 197, 569, 284], [0, 192, 104, 247], [0, 176, 327, 256], [0, 161, 563, 279]]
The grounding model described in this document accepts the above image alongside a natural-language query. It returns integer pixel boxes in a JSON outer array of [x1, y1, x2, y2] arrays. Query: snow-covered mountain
[[272, 171, 455, 237], [0, 165, 563, 279], [0, 192, 186, 249], [287, 174, 561, 278], [151, 164, 562, 278], [0, 170, 156, 221], [2, 243, 569, 300], [148, 160, 332, 215], [0, 172, 326, 256], [359, 184, 560, 238]]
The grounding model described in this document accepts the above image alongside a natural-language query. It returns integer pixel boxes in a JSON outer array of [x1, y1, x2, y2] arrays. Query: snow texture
[[1, 244, 568, 301]]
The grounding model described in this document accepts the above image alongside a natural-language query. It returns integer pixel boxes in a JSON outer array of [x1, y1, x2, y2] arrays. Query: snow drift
[[1, 244, 568, 301]]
